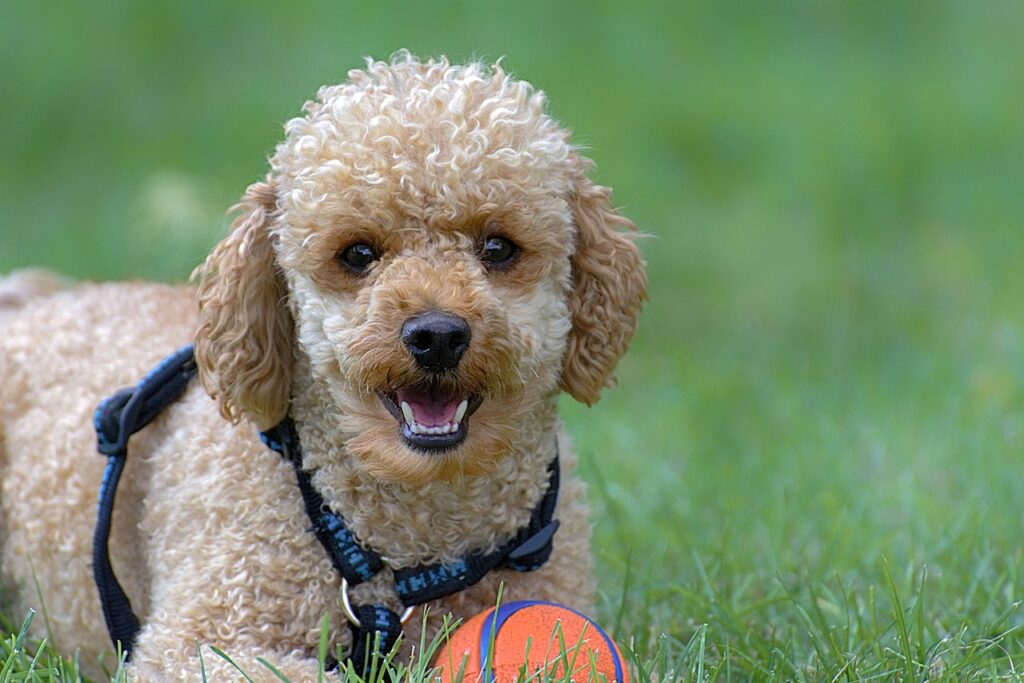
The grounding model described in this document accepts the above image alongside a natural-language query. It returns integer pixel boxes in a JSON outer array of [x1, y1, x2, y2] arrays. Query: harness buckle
[[95, 388, 135, 456], [507, 519, 561, 562], [94, 346, 197, 457], [340, 578, 415, 627]]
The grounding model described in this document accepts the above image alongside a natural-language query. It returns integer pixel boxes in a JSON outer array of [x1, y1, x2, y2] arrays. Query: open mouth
[[377, 387, 483, 452]]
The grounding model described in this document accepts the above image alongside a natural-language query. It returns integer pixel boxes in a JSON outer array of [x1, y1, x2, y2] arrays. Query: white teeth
[[406, 420, 461, 436], [454, 399, 468, 424], [400, 398, 470, 439]]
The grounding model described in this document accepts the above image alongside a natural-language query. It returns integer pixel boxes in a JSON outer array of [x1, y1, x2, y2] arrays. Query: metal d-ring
[[340, 578, 416, 627]]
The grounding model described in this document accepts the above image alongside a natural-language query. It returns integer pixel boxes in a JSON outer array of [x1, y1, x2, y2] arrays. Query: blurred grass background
[[3, 0, 1024, 677]]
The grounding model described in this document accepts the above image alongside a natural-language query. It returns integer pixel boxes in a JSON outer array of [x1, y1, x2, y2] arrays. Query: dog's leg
[[124, 575, 343, 682], [123, 547, 343, 682], [127, 639, 332, 682], [117, 405, 347, 682]]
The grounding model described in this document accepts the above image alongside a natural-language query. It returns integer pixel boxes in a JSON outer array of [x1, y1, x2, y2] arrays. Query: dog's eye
[[338, 243, 379, 273], [480, 236, 518, 269]]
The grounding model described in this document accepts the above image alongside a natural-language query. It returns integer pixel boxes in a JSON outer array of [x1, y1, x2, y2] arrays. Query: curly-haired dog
[[0, 54, 645, 680]]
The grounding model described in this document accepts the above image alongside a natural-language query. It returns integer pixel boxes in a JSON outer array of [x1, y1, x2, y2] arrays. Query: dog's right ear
[[560, 160, 647, 406], [193, 176, 293, 430]]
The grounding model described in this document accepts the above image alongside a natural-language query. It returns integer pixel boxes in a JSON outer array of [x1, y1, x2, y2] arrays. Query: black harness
[[92, 345, 560, 673]]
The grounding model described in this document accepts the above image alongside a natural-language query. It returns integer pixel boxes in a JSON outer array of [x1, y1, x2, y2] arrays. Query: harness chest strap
[[261, 417, 560, 603], [260, 417, 560, 674], [92, 344, 561, 674]]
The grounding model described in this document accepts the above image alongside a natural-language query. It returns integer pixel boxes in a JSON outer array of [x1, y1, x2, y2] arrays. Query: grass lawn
[[3, 0, 1024, 680]]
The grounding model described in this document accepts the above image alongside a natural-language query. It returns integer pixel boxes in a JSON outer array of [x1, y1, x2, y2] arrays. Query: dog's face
[[194, 56, 646, 484]]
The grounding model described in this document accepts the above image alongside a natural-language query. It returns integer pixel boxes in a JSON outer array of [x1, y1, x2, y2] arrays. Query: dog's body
[[0, 55, 644, 681]]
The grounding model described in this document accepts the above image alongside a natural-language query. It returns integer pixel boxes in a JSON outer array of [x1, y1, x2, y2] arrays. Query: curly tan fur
[[0, 53, 645, 681]]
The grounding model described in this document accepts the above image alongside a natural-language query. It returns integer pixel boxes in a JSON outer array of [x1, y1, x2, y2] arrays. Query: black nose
[[402, 311, 472, 371]]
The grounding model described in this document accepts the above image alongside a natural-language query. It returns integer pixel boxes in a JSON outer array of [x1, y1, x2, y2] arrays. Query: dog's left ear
[[193, 176, 293, 430], [560, 159, 648, 405]]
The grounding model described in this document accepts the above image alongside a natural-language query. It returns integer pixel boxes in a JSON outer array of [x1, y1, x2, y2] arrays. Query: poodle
[[0, 53, 646, 681]]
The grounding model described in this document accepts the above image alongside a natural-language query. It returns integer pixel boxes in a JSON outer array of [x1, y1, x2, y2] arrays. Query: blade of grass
[[257, 656, 293, 682], [881, 556, 915, 680], [210, 645, 255, 683], [195, 639, 207, 683]]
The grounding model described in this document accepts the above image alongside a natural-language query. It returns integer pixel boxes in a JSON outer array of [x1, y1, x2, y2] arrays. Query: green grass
[[3, 0, 1024, 680]]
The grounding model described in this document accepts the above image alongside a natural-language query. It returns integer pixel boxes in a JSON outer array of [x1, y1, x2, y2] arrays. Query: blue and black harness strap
[[93, 345, 561, 676], [92, 345, 198, 660]]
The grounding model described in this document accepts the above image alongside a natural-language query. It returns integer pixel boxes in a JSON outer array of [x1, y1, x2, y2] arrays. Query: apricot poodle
[[0, 53, 645, 681]]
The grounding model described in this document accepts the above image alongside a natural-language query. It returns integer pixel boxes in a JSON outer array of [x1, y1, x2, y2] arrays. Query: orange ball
[[432, 601, 629, 682]]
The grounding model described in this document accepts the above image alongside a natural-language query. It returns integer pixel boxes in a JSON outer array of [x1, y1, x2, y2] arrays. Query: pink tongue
[[398, 388, 460, 426]]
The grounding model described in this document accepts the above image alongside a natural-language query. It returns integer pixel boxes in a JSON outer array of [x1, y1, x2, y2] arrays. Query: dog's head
[[194, 54, 646, 483]]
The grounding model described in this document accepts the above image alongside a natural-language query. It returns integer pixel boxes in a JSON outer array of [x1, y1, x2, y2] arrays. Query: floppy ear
[[193, 176, 293, 430], [560, 164, 647, 405]]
